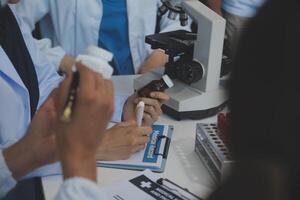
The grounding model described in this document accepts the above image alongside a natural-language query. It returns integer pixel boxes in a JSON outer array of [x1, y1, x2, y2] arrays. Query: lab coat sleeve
[[111, 94, 129, 123], [14, 0, 50, 31], [54, 177, 108, 200], [14, 0, 66, 70], [0, 150, 17, 198], [34, 38, 66, 71]]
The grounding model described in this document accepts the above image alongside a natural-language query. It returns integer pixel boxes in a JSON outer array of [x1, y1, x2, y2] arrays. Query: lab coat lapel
[[126, 0, 140, 36], [126, 0, 142, 73], [126, 0, 158, 74], [0, 47, 27, 91]]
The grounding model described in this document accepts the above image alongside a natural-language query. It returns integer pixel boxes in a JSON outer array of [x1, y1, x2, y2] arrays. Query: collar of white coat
[[0, 47, 27, 90]]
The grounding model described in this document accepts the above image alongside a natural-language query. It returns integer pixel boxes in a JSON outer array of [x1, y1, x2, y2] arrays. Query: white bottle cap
[[162, 75, 174, 88], [86, 45, 113, 62], [76, 55, 113, 79]]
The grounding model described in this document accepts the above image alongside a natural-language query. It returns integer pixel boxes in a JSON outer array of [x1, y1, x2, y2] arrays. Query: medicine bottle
[[137, 74, 174, 97], [76, 45, 114, 79]]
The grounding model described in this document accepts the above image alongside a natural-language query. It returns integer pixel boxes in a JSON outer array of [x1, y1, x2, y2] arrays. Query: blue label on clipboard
[[143, 125, 165, 163]]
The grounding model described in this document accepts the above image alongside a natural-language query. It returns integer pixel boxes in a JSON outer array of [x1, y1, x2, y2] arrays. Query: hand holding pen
[[60, 66, 79, 123], [55, 63, 114, 180]]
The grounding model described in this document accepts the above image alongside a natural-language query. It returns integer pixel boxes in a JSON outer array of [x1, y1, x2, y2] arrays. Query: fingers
[[117, 120, 137, 127], [144, 105, 159, 123], [132, 96, 163, 125], [76, 63, 114, 117], [136, 97, 162, 115], [96, 125, 152, 160], [136, 98, 161, 126], [103, 80, 114, 114], [124, 124, 152, 137], [150, 92, 170, 103], [133, 135, 149, 146], [57, 70, 73, 114], [126, 125, 151, 142], [143, 113, 153, 126], [138, 126, 152, 136], [94, 73, 104, 91], [129, 127, 152, 152], [39, 89, 58, 114], [105, 80, 114, 99], [94, 73, 114, 117], [127, 133, 149, 153], [132, 144, 146, 153], [76, 63, 96, 100]]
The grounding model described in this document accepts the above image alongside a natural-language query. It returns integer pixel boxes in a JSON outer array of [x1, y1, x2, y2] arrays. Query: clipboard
[[97, 124, 173, 173]]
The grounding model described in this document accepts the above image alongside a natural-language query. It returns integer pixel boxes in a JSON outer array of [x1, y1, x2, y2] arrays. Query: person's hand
[[59, 55, 76, 73], [148, 91, 170, 104], [139, 50, 168, 74], [96, 121, 152, 161], [3, 90, 58, 179], [55, 63, 114, 181], [122, 92, 169, 126], [26, 90, 58, 166]]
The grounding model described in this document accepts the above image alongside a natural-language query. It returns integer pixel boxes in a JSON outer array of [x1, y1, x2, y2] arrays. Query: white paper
[[99, 170, 200, 200]]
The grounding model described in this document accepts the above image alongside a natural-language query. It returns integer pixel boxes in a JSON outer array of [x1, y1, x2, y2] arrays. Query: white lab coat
[[15, 0, 190, 73], [0, 149, 108, 199], [0, 5, 126, 179], [0, 5, 63, 178]]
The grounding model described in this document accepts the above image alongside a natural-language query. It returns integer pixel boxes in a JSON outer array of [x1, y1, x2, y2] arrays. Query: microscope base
[[134, 71, 228, 121], [162, 102, 227, 121]]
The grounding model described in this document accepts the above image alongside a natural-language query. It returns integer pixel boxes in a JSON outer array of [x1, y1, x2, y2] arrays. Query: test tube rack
[[195, 123, 234, 183]]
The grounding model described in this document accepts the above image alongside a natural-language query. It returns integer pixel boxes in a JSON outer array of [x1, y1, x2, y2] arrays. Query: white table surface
[[42, 75, 217, 199]]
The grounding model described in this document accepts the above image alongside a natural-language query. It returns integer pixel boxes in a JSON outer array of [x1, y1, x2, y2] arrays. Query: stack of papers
[[99, 170, 202, 200]]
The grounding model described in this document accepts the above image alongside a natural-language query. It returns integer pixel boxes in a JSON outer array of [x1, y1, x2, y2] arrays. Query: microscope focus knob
[[179, 13, 189, 26], [168, 11, 178, 20], [174, 60, 204, 85]]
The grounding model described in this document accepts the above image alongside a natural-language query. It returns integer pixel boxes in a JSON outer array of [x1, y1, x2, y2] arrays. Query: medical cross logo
[[130, 175, 185, 200], [140, 181, 152, 189]]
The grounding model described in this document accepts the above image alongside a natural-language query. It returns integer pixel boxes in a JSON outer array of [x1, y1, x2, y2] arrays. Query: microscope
[[134, 0, 228, 120]]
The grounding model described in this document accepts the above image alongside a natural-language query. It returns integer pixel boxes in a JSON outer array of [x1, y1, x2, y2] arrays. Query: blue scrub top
[[99, 0, 135, 75]]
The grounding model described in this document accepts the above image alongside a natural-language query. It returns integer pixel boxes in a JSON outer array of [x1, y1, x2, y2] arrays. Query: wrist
[[95, 133, 109, 160], [3, 139, 40, 179], [60, 153, 97, 181], [139, 50, 168, 74]]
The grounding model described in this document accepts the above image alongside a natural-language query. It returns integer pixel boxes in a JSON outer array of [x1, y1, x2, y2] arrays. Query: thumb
[[118, 120, 137, 127], [34, 89, 59, 123], [29, 94, 57, 138], [39, 89, 59, 114]]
